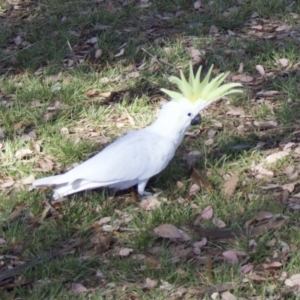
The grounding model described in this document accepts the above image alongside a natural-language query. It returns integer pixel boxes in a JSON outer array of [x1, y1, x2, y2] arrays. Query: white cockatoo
[[32, 64, 242, 199]]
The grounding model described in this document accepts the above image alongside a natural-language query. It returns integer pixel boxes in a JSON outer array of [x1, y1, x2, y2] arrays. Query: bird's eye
[[187, 113, 192, 117]]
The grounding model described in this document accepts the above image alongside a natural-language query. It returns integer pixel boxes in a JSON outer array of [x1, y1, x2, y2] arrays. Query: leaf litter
[[2, 0, 300, 298]]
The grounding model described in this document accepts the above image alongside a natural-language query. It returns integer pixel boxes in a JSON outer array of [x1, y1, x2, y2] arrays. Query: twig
[[0, 238, 84, 285], [141, 47, 173, 67]]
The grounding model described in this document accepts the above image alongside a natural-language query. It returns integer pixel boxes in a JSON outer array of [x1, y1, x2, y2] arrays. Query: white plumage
[[33, 100, 201, 199]]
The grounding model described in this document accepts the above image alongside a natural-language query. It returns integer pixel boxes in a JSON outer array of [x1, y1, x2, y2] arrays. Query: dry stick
[[140, 48, 173, 67], [0, 239, 84, 285]]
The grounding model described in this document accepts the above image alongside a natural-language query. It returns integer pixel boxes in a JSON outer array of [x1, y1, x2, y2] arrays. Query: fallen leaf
[[190, 167, 214, 191], [189, 183, 200, 195], [222, 250, 239, 264], [212, 217, 226, 228], [251, 162, 274, 179], [154, 224, 190, 241], [282, 183, 295, 193], [276, 58, 289, 68], [0, 238, 6, 245], [183, 150, 202, 166], [202, 205, 213, 220], [210, 25, 219, 34], [119, 248, 133, 257], [285, 274, 300, 287], [106, 2, 117, 14], [265, 151, 289, 164], [194, 0, 202, 9], [256, 64, 265, 76], [143, 278, 158, 289], [15, 148, 33, 159], [221, 291, 237, 300], [262, 262, 282, 270], [0, 180, 15, 188], [70, 283, 88, 293], [253, 120, 277, 129], [20, 175, 35, 185], [140, 196, 161, 211], [95, 49, 103, 58], [96, 217, 111, 226], [240, 264, 254, 274], [13, 36, 22, 45], [223, 175, 239, 198]]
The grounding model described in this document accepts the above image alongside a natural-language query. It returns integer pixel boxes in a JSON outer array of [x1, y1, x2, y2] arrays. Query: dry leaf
[[202, 205, 213, 220], [190, 167, 214, 191], [285, 274, 300, 287], [15, 148, 33, 159], [210, 25, 219, 34], [119, 248, 133, 257], [256, 64, 265, 76], [20, 175, 35, 185], [140, 196, 161, 211], [222, 250, 239, 264], [194, 0, 202, 9], [276, 58, 289, 68], [13, 36, 22, 45], [221, 291, 237, 300], [189, 183, 200, 195], [253, 120, 277, 129], [154, 224, 191, 241], [223, 175, 239, 198], [70, 283, 88, 293], [143, 278, 158, 289], [106, 3, 117, 14], [212, 217, 226, 228], [95, 49, 103, 58], [265, 151, 289, 164], [240, 264, 254, 274]]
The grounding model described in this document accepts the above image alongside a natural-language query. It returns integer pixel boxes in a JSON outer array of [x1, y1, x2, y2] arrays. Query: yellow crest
[[161, 63, 243, 105]]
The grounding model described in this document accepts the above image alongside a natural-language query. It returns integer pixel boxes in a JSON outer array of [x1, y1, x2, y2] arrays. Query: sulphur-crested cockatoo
[[32, 64, 242, 199]]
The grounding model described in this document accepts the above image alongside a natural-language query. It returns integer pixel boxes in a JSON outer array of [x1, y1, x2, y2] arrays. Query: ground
[[1, 0, 300, 299]]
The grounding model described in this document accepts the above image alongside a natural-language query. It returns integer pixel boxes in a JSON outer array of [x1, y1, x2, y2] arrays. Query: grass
[[1, 0, 300, 298]]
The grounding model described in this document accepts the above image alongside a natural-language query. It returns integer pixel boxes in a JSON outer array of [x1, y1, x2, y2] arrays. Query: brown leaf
[[212, 217, 226, 228], [223, 175, 239, 198], [70, 283, 88, 293], [276, 58, 289, 68], [202, 205, 213, 220], [222, 250, 239, 264], [106, 3, 117, 14], [90, 233, 113, 254], [262, 262, 282, 270], [190, 167, 214, 191], [95, 49, 103, 58], [140, 196, 161, 211], [240, 264, 254, 274], [143, 278, 158, 289], [119, 248, 133, 257], [255, 64, 265, 76], [189, 183, 200, 196], [154, 224, 191, 241], [209, 25, 219, 34], [20, 175, 35, 185], [194, 0, 202, 9], [15, 148, 33, 159], [285, 274, 300, 287], [253, 120, 277, 129], [221, 291, 237, 300], [265, 151, 289, 164]]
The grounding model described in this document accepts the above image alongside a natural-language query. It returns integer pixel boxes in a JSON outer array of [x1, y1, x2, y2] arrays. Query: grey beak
[[191, 114, 201, 126]]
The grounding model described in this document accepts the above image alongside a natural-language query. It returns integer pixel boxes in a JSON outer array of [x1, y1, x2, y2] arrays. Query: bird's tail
[[32, 174, 65, 188]]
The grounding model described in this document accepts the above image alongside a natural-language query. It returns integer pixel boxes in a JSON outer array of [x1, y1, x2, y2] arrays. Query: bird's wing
[[55, 129, 176, 185]]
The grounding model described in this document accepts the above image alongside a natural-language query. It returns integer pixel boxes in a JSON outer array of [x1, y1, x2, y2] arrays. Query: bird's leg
[[137, 179, 151, 196]]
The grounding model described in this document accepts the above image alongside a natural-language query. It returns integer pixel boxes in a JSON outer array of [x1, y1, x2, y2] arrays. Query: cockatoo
[[32, 64, 242, 199]]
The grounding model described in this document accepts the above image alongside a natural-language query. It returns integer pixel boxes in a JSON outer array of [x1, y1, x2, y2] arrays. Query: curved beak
[[191, 113, 201, 126]]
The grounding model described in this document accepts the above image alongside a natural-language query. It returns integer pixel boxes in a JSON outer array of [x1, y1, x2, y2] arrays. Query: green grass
[[1, 0, 300, 298]]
